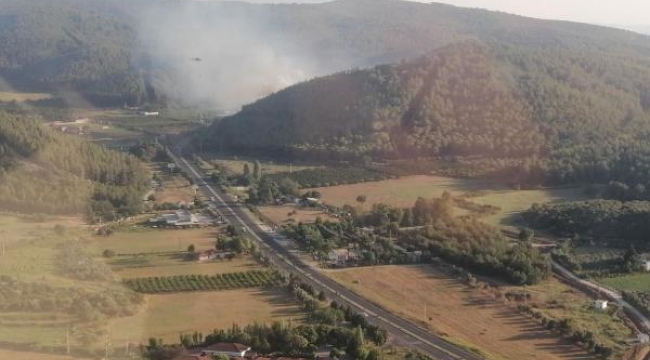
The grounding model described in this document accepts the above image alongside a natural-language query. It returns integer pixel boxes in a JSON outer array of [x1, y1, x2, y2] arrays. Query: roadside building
[[594, 299, 608, 310], [199, 342, 251, 357], [149, 209, 198, 226]]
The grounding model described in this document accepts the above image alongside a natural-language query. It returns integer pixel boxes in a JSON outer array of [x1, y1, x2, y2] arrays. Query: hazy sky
[[428, 0, 649, 26], [238, 0, 650, 27]]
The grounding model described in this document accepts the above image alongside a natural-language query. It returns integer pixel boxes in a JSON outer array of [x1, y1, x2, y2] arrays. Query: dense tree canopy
[[211, 39, 650, 192], [0, 111, 149, 216]]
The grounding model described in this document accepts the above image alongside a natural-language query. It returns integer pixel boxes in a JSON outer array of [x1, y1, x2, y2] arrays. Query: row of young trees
[[123, 270, 283, 294], [517, 304, 614, 357]]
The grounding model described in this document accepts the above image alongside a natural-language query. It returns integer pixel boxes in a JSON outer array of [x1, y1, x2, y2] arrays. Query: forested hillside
[[0, 0, 150, 106], [2, 0, 650, 108], [210, 40, 650, 191], [0, 111, 148, 217]]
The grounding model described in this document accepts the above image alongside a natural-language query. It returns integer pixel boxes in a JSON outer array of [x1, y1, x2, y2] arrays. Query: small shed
[[638, 333, 650, 344], [594, 300, 608, 310]]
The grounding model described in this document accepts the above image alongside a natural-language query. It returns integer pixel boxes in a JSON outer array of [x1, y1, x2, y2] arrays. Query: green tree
[[356, 195, 367, 210], [518, 228, 534, 242], [253, 160, 262, 181]]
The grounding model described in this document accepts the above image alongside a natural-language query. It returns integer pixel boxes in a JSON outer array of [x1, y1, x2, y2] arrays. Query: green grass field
[[599, 274, 650, 292], [469, 187, 589, 227], [207, 157, 320, 176], [313, 175, 482, 208], [313, 175, 587, 227]]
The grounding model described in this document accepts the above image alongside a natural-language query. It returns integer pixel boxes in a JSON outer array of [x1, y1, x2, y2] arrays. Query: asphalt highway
[[172, 151, 483, 360]]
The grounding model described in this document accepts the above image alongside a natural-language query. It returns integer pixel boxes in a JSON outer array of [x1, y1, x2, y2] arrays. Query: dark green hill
[[209, 40, 650, 190], [0, 0, 148, 106], [0, 111, 149, 216]]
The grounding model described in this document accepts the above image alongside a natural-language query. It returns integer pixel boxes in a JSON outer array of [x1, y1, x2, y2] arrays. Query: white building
[[594, 300, 608, 310], [199, 343, 250, 357], [638, 333, 650, 344], [150, 210, 197, 226]]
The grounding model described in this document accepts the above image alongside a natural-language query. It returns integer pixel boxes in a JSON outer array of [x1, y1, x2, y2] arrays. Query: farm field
[[0, 213, 87, 283], [258, 205, 337, 224], [92, 227, 219, 255], [0, 91, 52, 102], [114, 257, 261, 278], [599, 274, 650, 292], [0, 349, 88, 360], [107, 289, 304, 344], [207, 157, 319, 176], [469, 187, 589, 226], [154, 173, 196, 205], [312, 175, 483, 208], [312, 175, 587, 227], [327, 265, 627, 360]]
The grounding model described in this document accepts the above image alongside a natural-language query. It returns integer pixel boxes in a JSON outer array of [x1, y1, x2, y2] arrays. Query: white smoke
[[136, 1, 317, 110]]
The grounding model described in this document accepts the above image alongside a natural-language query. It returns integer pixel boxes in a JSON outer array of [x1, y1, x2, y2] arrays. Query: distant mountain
[[2, 0, 650, 107], [624, 25, 650, 35], [210, 40, 650, 189]]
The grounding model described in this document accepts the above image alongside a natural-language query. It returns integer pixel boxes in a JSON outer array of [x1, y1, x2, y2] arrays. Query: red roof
[[172, 355, 211, 360], [204, 342, 250, 353]]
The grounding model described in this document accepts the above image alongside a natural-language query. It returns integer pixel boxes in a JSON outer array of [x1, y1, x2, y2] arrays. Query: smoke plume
[[136, 1, 320, 110]]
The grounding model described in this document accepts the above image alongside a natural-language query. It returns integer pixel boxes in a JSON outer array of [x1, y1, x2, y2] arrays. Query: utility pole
[[105, 332, 111, 360], [65, 326, 70, 355], [1, 241, 5, 257]]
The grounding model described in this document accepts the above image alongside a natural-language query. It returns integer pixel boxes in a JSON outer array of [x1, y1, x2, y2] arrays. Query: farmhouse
[[172, 354, 211, 360], [327, 248, 358, 266], [199, 342, 251, 357]]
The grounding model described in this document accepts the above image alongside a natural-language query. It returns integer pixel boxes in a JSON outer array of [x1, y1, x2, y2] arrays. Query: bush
[[102, 249, 116, 258]]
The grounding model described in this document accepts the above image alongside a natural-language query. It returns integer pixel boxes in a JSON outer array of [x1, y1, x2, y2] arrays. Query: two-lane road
[[172, 152, 483, 360]]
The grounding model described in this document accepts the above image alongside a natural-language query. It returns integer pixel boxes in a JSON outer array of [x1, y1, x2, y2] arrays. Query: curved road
[[172, 151, 483, 360], [551, 260, 650, 332]]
